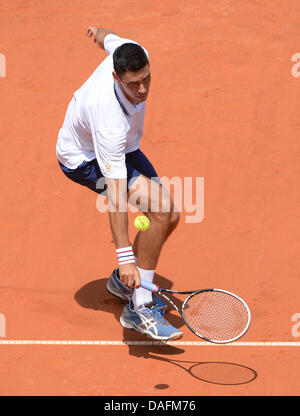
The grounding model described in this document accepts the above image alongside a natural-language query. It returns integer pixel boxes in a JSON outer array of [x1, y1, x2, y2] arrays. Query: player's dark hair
[[113, 43, 149, 77]]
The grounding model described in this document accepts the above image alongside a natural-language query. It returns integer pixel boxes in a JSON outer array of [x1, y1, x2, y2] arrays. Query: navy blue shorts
[[58, 149, 160, 195]]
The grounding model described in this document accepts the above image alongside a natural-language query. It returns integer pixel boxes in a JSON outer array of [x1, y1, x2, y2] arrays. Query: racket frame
[[148, 284, 251, 344], [181, 288, 252, 344]]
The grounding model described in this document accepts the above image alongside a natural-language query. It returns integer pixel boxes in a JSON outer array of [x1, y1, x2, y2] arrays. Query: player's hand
[[86, 27, 99, 43], [119, 263, 141, 289]]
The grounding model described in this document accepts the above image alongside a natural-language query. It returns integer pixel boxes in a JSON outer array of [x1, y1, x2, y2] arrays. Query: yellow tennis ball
[[134, 215, 150, 231]]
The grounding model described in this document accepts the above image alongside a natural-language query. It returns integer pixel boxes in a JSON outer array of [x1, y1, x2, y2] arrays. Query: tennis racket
[[141, 280, 251, 344]]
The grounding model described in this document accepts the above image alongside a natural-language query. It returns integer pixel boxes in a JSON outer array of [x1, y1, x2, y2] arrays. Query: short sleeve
[[92, 129, 127, 179], [104, 34, 149, 58]]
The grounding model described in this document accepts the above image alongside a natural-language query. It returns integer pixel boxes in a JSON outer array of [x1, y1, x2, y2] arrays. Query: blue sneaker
[[120, 301, 183, 340], [106, 269, 167, 313], [106, 269, 133, 301]]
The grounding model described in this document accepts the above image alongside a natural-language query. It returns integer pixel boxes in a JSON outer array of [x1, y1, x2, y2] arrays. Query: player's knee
[[147, 187, 178, 226], [170, 208, 180, 229], [149, 199, 180, 229], [148, 210, 171, 227], [167, 199, 180, 231], [160, 195, 180, 227]]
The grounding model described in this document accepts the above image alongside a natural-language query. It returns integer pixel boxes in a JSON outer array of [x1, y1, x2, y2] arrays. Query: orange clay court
[[1, 0, 300, 396]]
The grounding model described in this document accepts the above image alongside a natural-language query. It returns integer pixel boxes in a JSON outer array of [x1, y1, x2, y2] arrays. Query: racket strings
[[183, 291, 249, 342]]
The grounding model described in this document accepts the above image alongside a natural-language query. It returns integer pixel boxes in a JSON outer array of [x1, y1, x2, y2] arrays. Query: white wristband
[[116, 246, 136, 265]]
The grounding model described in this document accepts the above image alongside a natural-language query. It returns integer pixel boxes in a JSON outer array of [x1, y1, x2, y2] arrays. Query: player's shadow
[[127, 344, 258, 386], [74, 272, 184, 331]]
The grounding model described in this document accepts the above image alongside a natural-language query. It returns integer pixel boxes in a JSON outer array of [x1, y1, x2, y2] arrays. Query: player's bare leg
[[128, 175, 180, 270], [132, 209, 179, 264]]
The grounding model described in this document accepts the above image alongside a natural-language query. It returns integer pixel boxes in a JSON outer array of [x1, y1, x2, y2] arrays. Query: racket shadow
[[149, 355, 258, 386], [128, 344, 257, 386]]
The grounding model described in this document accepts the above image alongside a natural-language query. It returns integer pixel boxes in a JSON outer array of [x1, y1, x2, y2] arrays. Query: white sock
[[132, 266, 155, 311]]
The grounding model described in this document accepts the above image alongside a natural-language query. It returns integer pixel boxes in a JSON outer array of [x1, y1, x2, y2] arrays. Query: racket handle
[[140, 280, 159, 293]]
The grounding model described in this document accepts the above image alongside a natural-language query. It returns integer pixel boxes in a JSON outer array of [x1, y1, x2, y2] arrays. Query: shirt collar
[[114, 82, 143, 117]]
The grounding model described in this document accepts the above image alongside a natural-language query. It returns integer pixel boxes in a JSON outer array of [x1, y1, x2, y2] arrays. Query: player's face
[[113, 64, 151, 105]]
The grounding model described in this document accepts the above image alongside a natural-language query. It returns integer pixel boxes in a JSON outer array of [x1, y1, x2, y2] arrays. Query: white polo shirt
[[56, 34, 148, 179]]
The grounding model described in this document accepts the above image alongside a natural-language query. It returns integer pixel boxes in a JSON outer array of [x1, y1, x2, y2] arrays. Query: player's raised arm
[[86, 27, 117, 49]]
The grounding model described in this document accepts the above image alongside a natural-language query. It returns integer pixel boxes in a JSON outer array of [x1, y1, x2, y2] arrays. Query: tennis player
[[56, 27, 182, 340]]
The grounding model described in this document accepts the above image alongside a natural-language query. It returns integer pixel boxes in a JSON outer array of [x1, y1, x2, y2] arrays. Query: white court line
[[0, 340, 299, 346]]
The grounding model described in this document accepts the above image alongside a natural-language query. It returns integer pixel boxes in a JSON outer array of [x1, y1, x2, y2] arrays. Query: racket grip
[[140, 280, 159, 293]]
